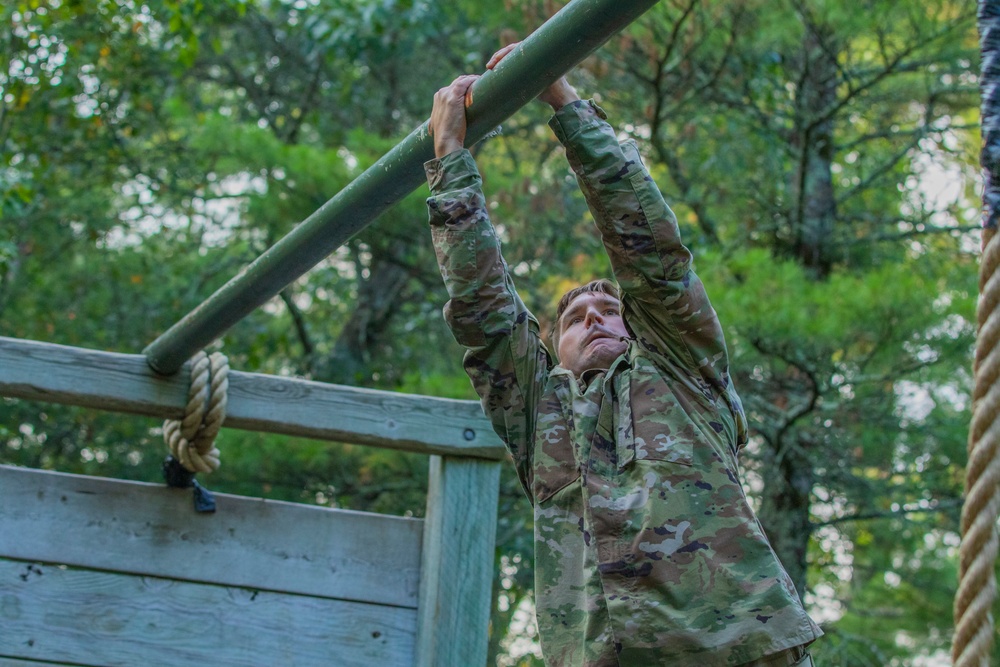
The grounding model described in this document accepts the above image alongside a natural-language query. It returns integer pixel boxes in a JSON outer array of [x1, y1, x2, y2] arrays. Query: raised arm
[[549, 101, 734, 402], [425, 75, 551, 493]]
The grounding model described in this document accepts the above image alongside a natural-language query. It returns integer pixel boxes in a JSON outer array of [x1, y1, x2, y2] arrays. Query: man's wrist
[[543, 80, 581, 111], [435, 138, 464, 158], [548, 91, 581, 111]]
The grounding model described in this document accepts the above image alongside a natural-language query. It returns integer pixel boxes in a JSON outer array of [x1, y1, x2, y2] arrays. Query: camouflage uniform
[[425, 100, 822, 666]]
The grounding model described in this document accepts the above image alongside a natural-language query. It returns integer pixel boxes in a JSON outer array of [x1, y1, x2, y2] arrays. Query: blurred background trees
[[0, 0, 985, 664]]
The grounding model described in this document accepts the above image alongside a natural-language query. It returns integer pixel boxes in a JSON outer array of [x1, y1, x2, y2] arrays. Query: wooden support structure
[[416, 456, 501, 667], [0, 336, 501, 665], [0, 336, 504, 460], [0, 466, 421, 665]]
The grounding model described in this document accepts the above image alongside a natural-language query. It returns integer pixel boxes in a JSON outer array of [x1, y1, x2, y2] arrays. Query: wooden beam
[[0, 465, 422, 608], [415, 456, 501, 666], [0, 559, 416, 666], [0, 336, 505, 460]]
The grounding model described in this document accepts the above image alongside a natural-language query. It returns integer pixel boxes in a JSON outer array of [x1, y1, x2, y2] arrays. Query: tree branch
[[279, 287, 316, 376], [812, 497, 962, 528]]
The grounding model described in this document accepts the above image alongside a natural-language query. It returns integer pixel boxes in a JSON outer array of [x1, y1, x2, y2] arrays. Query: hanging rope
[[163, 350, 229, 474], [958, 227, 1000, 667], [954, 3, 1000, 666]]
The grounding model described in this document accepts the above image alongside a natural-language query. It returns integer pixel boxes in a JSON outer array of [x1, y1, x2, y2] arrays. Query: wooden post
[[416, 456, 501, 667]]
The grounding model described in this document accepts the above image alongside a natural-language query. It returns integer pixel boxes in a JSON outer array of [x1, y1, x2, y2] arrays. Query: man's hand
[[428, 74, 479, 158], [486, 42, 581, 111]]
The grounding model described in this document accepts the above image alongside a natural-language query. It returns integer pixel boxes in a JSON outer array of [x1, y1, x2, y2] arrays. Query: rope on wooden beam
[[163, 350, 229, 474]]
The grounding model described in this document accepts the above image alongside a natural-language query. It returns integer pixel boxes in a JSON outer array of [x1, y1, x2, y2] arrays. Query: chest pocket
[[616, 362, 697, 469], [531, 384, 581, 504]]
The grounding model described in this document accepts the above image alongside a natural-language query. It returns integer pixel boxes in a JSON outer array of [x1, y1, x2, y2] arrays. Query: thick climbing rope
[[954, 3, 1000, 666], [163, 350, 229, 474]]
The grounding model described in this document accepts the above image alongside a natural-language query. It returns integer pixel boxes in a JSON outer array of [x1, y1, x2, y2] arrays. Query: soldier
[[424, 43, 823, 667]]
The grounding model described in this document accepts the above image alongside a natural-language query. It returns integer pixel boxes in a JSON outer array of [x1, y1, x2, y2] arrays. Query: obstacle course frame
[[0, 1, 659, 664]]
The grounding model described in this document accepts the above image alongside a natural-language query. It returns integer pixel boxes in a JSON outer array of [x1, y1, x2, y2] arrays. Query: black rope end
[[162, 455, 217, 513], [191, 481, 217, 513]]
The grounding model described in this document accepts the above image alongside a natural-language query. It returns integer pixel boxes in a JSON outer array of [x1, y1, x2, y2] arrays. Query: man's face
[[556, 292, 629, 377]]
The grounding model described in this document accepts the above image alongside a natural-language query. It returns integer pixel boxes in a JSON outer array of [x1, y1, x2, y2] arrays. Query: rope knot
[[163, 350, 229, 474]]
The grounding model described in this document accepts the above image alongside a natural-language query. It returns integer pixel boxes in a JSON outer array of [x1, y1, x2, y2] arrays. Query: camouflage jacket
[[425, 100, 822, 666]]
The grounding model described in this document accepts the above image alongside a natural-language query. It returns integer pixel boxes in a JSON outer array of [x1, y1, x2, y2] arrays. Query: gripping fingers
[[487, 42, 519, 70], [429, 74, 480, 157], [452, 74, 478, 98], [445, 74, 478, 109], [430, 75, 476, 132]]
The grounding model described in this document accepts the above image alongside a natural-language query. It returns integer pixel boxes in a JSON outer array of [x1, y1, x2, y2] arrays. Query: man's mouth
[[583, 330, 617, 347]]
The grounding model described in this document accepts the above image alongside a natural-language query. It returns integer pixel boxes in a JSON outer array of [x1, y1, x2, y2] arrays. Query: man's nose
[[585, 308, 604, 327]]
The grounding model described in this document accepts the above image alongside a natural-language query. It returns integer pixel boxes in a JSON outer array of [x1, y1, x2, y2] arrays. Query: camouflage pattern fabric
[[425, 100, 822, 666], [739, 643, 815, 666]]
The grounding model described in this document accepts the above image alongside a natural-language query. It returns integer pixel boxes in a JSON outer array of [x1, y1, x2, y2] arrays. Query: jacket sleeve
[[549, 100, 735, 404], [425, 149, 550, 493]]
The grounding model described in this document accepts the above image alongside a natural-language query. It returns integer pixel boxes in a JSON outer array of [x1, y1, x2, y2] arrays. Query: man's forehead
[[562, 292, 621, 316]]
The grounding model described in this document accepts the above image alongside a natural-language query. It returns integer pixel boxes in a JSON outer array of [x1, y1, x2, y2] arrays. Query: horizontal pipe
[[143, 0, 658, 374], [0, 336, 505, 460]]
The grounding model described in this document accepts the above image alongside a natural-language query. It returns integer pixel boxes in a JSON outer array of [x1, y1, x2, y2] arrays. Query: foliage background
[[0, 0, 991, 664]]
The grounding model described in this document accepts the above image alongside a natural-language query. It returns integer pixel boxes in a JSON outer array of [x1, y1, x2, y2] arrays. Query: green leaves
[[0, 0, 986, 663]]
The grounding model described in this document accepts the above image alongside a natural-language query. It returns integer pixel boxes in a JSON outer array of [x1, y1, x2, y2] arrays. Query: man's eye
[[569, 317, 582, 325], [605, 309, 618, 316]]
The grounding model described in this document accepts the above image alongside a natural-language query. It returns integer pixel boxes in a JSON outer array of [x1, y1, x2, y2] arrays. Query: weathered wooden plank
[[0, 465, 421, 608], [0, 559, 416, 667], [0, 336, 505, 460], [415, 456, 501, 667]]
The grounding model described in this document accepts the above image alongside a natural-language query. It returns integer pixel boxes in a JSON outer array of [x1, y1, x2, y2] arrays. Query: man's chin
[[587, 337, 626, 352], [584, 340, 627, 366]]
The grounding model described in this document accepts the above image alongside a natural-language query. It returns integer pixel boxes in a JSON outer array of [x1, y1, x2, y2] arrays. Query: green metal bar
[[144, 0, 658, 374]]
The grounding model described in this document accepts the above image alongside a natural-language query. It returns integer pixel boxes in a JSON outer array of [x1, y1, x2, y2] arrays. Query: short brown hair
[[549, 278, 620, 356]]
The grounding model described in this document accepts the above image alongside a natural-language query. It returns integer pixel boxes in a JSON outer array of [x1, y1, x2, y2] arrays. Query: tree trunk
[[753, 26, 842, 599], [791, 28, 838, 279], [320, 240, 411, 386], [757, 433, 814, 597]]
